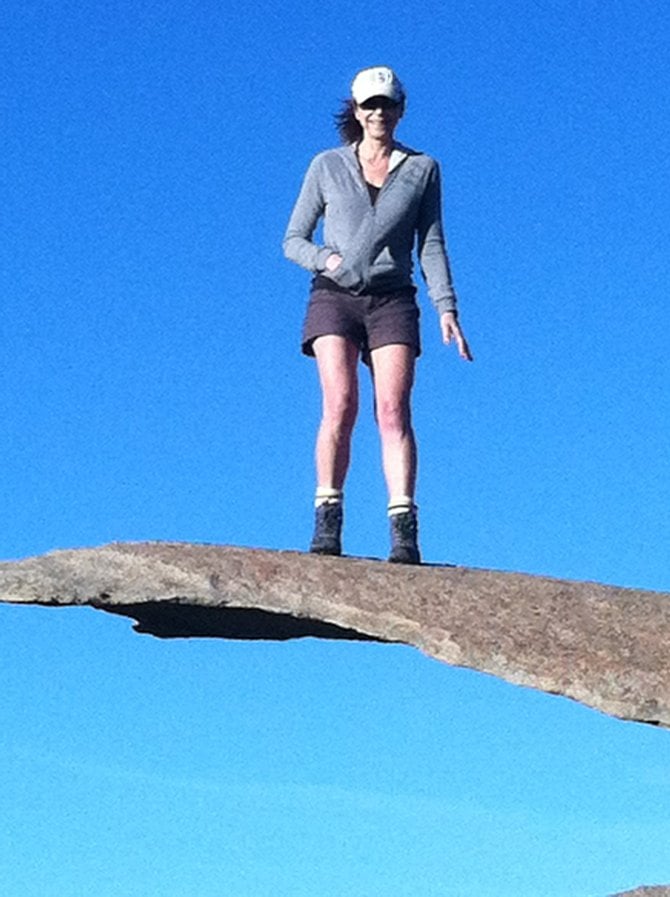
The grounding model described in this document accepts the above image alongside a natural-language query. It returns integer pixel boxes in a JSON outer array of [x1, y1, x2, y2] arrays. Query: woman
[[283, 65, 472, 564]]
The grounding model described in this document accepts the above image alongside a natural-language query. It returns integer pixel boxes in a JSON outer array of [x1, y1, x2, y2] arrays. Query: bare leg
[[312, 335, 360, 490], [369, 343, 417, 499]]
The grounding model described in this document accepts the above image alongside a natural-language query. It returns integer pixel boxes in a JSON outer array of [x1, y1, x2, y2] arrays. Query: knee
[[322, 391, 358, 431], [376, 397, 411, 437]]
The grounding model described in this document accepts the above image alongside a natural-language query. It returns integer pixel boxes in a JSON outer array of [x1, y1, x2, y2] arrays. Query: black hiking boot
[[388, 507, 421, 564], [309, 502, 343, 556]]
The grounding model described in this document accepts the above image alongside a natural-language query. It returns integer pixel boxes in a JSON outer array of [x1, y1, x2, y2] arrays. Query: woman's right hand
[[324, 253, 343, 272]]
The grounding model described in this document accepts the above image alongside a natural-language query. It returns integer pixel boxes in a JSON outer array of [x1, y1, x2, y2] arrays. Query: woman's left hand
[[440, 312, 473, 361]]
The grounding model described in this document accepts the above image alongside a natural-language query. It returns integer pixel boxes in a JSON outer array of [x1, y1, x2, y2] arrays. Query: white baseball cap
[[351, 66, 405, 105]]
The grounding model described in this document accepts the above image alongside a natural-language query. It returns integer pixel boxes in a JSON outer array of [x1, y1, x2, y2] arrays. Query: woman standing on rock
[[283, 65, 472, 564]]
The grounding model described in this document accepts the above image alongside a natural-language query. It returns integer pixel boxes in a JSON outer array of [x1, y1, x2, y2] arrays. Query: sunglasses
[[358, 96, 401, 111]]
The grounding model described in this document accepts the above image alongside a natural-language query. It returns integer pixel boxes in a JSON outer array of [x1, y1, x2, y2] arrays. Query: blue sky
[[1, 1, 669, 894]]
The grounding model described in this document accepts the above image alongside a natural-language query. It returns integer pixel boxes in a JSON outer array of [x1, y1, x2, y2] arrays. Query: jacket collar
[[346, 140, 413, 173]]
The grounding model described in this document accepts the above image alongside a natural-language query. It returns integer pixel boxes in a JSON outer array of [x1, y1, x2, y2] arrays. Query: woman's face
[[354, 95, 402, 141]]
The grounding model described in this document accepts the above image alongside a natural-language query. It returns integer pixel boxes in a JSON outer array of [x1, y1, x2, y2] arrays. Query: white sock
[[315, 487, 343, 508], [387, 495, 415, 517]]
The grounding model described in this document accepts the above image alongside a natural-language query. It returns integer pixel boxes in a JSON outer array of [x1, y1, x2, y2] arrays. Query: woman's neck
[[357, 135, 394, 163]]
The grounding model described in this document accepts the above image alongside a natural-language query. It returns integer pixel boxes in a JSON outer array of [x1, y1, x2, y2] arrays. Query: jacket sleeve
[[416, 160, 458, 315], [283, 155, 334, 273]]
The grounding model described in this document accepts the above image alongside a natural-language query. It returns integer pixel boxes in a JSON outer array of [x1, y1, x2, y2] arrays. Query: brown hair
[[334, 99, 362, 144]]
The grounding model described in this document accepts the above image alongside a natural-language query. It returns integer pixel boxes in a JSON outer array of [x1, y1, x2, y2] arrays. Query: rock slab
[[1, 542, 669, 729], [611, 889, 670, 896]]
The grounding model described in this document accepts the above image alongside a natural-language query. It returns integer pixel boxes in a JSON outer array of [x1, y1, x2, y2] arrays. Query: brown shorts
[[302, 287, 421, 363]]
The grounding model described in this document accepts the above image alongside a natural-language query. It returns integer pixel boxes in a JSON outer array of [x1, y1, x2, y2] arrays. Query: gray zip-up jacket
[[283, 142, 457, 315]]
